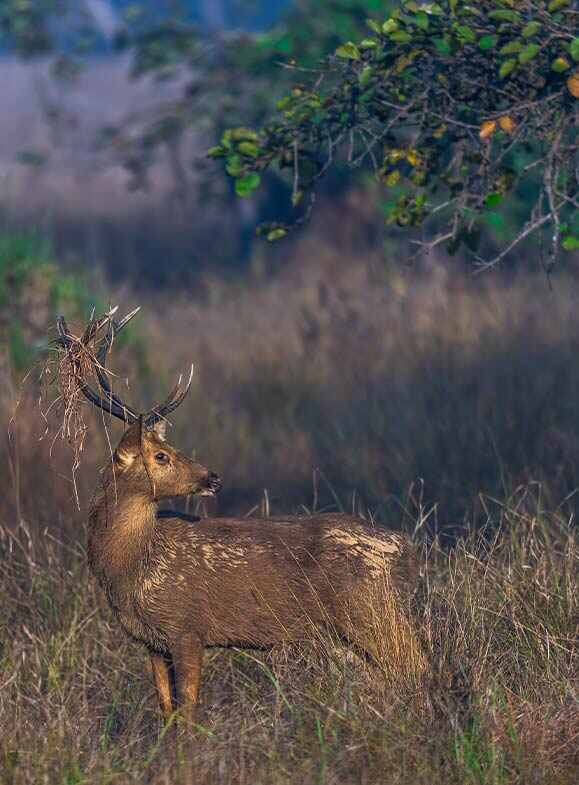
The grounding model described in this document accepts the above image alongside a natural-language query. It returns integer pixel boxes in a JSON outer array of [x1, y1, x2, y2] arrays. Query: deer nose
[[206, 472, 222, 494]]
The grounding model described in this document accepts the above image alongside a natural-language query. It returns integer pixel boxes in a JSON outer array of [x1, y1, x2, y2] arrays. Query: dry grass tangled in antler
[[37, 312, 119, 502]]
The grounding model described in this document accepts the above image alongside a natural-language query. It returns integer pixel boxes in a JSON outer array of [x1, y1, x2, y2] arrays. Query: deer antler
[[91, 307, 142, 422], [56, 308, 140, 424], [56, 308, 194, 427], [145, 364, 194, 428]]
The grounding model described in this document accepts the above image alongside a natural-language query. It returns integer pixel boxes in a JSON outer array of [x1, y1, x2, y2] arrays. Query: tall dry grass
[[1, 252, 578, 783], [0, 493, 575, 784], [5, 253, 579, 528], [141, 255, 579, 528]]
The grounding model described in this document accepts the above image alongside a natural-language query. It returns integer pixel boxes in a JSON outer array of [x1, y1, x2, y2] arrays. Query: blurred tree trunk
[[84, 1, 119, 40], [199, 0, 227, 31]]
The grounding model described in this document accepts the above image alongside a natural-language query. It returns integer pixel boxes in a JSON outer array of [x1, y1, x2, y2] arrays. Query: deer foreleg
[[172, 635, 204, 724], [150, 653, 174, 721]]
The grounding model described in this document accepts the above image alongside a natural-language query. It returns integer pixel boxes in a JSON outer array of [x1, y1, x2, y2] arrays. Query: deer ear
[[151, 419, 167, 441], [114, 418, 143, 468]]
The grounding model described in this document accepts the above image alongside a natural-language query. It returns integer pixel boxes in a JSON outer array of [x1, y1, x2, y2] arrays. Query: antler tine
[[56, 315, 72, 345], [81, 305, 118, 345], [145, 364, 194, 426], [94, 306, 140, 366], [144, 377, 182, 427], [88, 309, 141, 423], [116, 306, 141, 331]]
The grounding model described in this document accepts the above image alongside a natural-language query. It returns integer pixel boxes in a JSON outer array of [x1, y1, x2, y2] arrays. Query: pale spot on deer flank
[[326, 529, 402, 571], [201, 544, 247, 570]]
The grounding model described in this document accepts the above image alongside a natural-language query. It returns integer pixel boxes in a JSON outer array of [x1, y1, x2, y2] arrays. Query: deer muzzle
[[197, 471, 222, 497]]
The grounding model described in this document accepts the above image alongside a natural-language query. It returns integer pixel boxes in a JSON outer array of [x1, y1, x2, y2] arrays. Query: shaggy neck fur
[[88, 465, 157, 592]]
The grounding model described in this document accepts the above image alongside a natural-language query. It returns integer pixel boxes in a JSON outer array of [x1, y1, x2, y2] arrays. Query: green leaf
[[359, 65, 373, 85], [266, 228, 287, 242], [479, 35, 498, 51], [207, 145, 225, 159], [335, 42, 361, 60], [518, 43, 541, 64], [551, 57, 570, 72], [548, 0, 569, 11], [291, 190, 303, 208], [489, 10, 521, 22], [366, 19, 382, 34], [225, 155, 243, 177], [415, 12, 429, 30], [382, 19, 399, 34], [456, 25, 476, 44], [570, 37, 579, 62], [237, 141, 260, 158], [500, 41, 523, 55], [359, 38, 378, 49], [230, 128, 259, 142], [434, 37, 451, 55], [562, 235, 579, 251], [421, 3, 443, 15], [219, 131, 234, 150], [390, 31, 413, 43], [484, 192, 504, 208], [499, 58, 517, 78], [235, 173, 261, 197], [522, 21, 541, 38], [385, 170, 401, 187]]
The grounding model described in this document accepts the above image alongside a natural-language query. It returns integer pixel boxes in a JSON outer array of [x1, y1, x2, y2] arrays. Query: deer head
[[56, 308, 222, 502]]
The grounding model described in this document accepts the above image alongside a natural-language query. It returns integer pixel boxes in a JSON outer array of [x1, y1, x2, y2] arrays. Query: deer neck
[[88, 470, 157, 589]]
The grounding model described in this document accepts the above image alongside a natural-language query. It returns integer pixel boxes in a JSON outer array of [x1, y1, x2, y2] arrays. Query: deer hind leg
[[172, 634, 205, 724], [337, 590, 425, 686], [150, 653, 174, 721]]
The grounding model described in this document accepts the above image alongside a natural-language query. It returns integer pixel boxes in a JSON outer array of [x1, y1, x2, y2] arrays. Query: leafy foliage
[[2, 1, 576, 269], [0, 0, 58, 57], [212, 0, 579, 268], [248, 0, 394, 68], [0, 233, 100, 372], [0, 0, 103, 71], [114, 3, 390, 165]]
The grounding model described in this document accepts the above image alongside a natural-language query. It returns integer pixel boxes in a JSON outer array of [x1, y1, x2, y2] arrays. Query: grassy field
[[0, 250, 578, 784], [0, 495, 576, 784]]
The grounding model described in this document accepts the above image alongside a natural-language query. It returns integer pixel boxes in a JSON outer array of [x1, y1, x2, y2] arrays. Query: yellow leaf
[[406, 150, 421, 167], [388, 149, 405, 164], [433, 124, 447, 139], [479, 120, 497, 141], [385, 170, 401, 187], [567, 72, 579, 98], [498, 115, 516, 134]]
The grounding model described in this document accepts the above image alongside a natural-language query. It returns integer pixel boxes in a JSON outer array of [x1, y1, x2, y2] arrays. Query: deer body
[[90, 496, 416, 655], [56, 309, 422, 722], [87, 422, 419, 720]]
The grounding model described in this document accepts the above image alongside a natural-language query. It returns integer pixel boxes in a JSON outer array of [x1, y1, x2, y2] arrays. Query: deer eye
[[154, 451, 170, 465]]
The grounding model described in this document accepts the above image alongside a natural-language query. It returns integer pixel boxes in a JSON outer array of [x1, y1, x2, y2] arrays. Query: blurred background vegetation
[[0, 0, 577, 530]]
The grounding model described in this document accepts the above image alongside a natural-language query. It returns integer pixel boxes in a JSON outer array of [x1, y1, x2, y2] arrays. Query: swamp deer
[[56, 309, 423, 723]]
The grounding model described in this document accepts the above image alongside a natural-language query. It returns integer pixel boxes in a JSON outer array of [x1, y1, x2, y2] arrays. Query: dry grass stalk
[[36, 311, 123, 506]]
